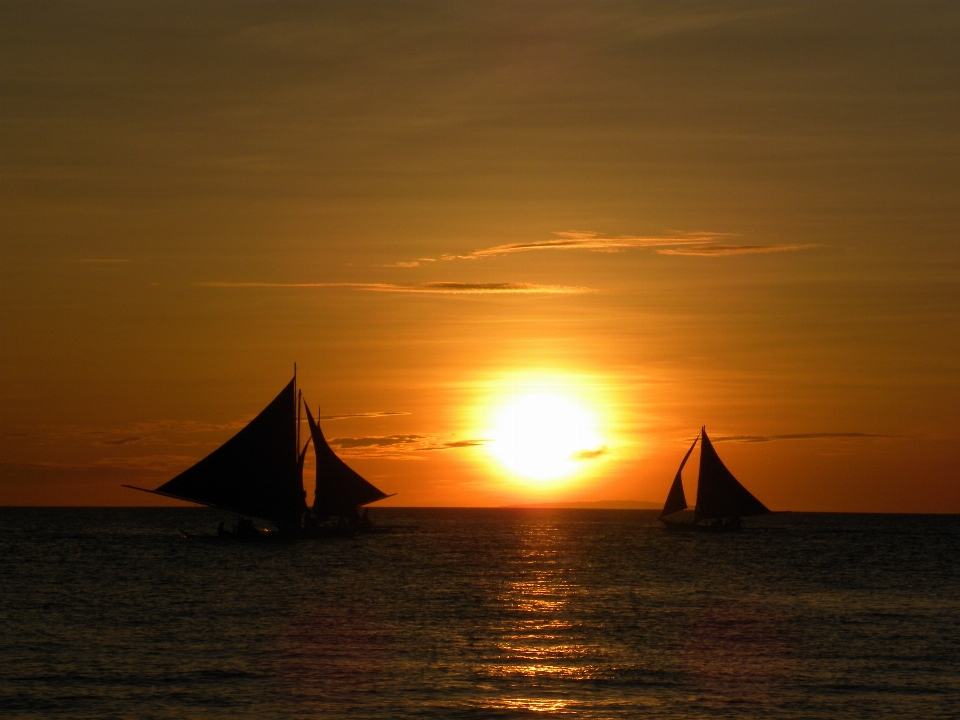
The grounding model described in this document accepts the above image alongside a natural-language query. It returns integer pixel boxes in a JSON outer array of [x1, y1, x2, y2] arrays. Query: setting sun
[[487, 392, 605, 481]]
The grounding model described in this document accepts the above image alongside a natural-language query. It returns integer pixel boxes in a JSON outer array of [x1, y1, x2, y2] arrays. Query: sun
[[487, 392, 604, 481]]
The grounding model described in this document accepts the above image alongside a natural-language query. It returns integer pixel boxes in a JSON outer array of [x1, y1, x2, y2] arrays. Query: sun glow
[[487, 390, 605, 482]]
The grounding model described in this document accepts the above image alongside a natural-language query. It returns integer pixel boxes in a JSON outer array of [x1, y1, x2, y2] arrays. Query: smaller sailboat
[[659, 426, 770, 531]]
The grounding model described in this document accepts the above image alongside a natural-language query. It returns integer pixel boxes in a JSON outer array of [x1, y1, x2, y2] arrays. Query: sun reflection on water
[[480, 697, 573, 713], [480, 698, 573, 715], [474, 518, 608, 711]]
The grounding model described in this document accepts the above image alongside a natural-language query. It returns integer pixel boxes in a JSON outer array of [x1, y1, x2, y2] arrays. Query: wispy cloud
[[198, 281, 589, 294], [711, 432, 891, 443], [382, 258, 436, 268], [330, 434, 424, 449], [440, 231, 727, 260], [98, 436, 149, 446], [571, 446, 608, 460], [423, 439, 487, 450], [658, 244, 815, 257], [319, 411, 411, 420], [328, 434, 487, 457], [386, 231, 815, 266]]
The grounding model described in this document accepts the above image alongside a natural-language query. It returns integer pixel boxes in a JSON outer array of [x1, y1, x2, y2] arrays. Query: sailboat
[[124, 371, 392, 537], [659, 426, 770, 531]]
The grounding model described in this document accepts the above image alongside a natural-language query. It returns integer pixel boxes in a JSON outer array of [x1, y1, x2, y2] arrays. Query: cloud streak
[[711, 432, 891, 443], [319, 411, 411, 420], [440, 231, 728, 260], [571, 446, 608, 460], [382, 258, 436, 268], [658, 244, 815, 257], [387, 231, 815, 265], [329, 434, 424, 449], [198, 281, 588, 294], [99, 436, 149, 446], [328, 434, 487, 457], [423, 439, 487, 450]]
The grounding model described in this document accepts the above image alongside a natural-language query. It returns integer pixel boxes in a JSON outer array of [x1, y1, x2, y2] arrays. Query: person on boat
[[233, 517, 255, 538], [218, 521, 228, 538], [361, 508, 372, 529]]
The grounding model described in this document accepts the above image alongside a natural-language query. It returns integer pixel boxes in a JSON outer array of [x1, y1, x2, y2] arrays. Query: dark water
[[1, 509, 959, 719]]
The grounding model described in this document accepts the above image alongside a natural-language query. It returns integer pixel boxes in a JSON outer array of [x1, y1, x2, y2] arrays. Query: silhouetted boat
[[659, 427, 770, 532], [124, 371, 392, 537]]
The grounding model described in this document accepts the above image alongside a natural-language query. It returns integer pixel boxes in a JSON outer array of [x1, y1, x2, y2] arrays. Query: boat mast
[[694, 425, 704, 522], [295, 363, 299, 456]]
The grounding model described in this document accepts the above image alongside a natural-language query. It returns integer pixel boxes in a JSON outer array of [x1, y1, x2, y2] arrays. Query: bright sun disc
[[487, 393, 603, 481]]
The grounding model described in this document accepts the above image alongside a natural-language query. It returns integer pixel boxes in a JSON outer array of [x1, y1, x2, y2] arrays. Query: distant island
[[505, 500, 662, 510]]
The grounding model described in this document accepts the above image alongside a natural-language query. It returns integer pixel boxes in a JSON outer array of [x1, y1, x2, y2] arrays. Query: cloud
[[327, 434, 487, 457], [319, 411, 411, 420], [98, 436, 148, 446], [711, 432, 892, 443], [329, 434, 425, 449], [382, 258, 436, 268], [423, 439, 488, 450], [439, 231, 727, 261], [385, 231, 813, 266], [571, 446, 608, 460], [136, 419, 249, 433], [658, 244, 815, 257], [198, 281, 588, 294], [413, 282, 587, 294]]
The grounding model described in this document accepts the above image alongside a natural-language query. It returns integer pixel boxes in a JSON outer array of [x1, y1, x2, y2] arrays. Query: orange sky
[[3, 2, 959, 512]]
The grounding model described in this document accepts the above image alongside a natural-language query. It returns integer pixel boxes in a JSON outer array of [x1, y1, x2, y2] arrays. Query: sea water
[[1, 508, 958, 719]]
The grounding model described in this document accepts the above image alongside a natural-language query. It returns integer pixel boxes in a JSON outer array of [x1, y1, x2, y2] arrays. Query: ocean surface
[[1, 508, 958, 719]]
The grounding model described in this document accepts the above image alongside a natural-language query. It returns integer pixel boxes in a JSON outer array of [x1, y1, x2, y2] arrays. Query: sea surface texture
[[1, 508, 958, 719]]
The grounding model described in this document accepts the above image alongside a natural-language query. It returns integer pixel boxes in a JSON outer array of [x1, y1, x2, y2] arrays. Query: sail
[[660, 433, 699, 517], [154, 378, 307, 530], [303, 401, 388, 517], [695, 427, 770, 520]]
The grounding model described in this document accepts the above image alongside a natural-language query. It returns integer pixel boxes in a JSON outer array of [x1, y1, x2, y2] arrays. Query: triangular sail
[[303, 401, 388, 517], [695, 427, 770, 520], [660, 432, 699, 517], [153, 378, 307, 531], [298, 435, 312, 474]]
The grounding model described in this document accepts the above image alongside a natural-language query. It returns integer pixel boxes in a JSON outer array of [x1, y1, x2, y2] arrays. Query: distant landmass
[[505, 500, 662, 510]]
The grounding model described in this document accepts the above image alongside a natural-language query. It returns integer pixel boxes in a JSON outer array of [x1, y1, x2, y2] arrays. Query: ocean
[[1, 508, 958, 719]]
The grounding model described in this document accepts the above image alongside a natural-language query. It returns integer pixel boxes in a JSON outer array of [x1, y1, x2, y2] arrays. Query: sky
[[2, 1, 959, 512]]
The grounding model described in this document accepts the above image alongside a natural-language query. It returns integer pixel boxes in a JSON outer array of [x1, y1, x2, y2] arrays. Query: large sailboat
[[124, 372, 392, 537], [659, 426, 770, 531]]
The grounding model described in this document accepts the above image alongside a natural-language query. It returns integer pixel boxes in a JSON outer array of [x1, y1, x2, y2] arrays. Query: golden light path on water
[[476, 519, 605, 715]]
